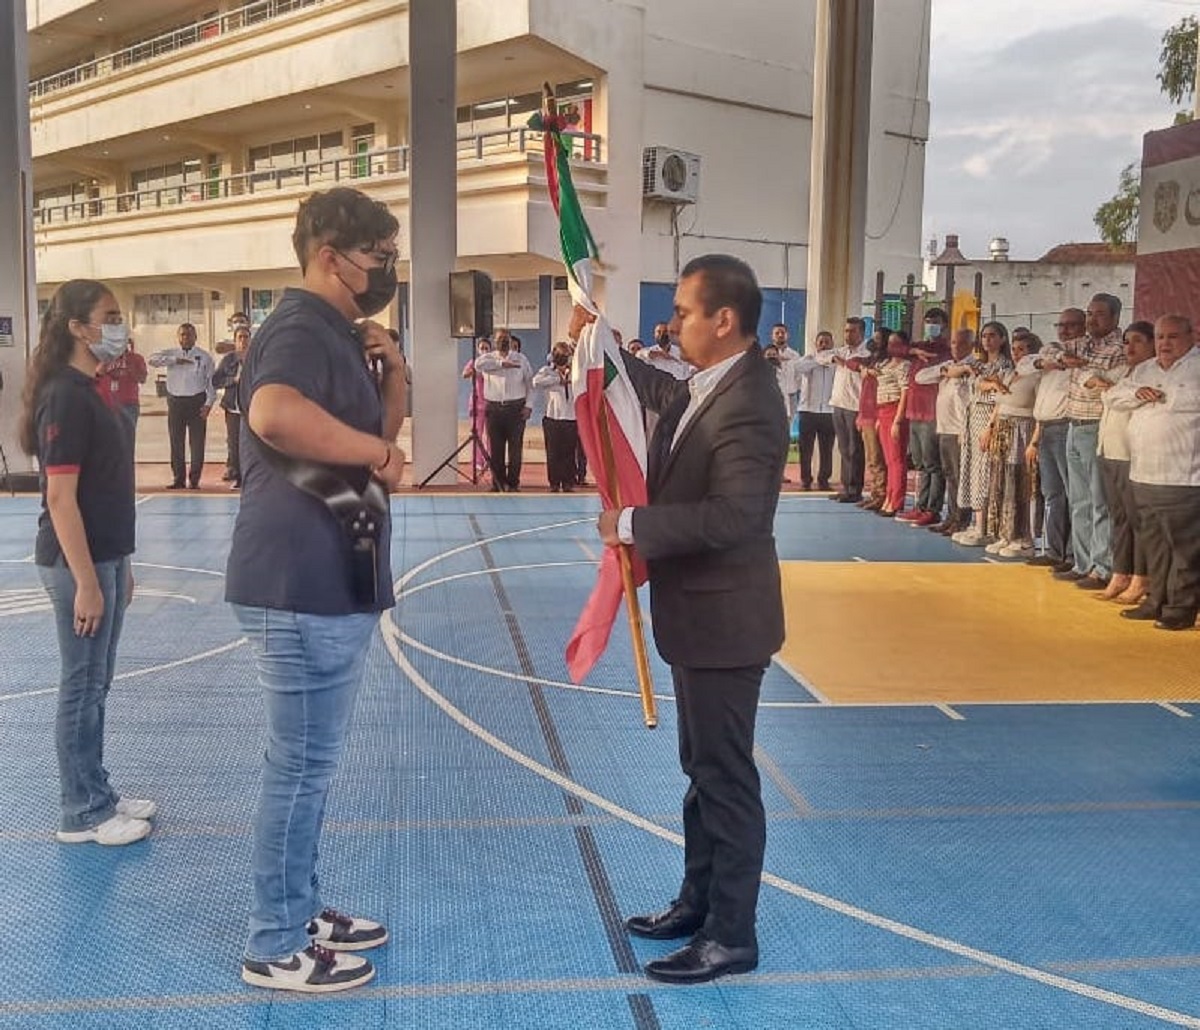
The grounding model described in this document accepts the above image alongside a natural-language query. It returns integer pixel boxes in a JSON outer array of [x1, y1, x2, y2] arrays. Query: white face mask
[[89, 323, 129, 363], [924, 323, 943, 339]]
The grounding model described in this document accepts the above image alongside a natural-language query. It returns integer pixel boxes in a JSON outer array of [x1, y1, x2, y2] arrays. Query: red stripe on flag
[[565, 365, 648, 682]]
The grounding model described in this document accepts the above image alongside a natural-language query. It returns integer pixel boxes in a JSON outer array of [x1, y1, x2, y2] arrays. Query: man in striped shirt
[[1054, 293, 1126, 591]]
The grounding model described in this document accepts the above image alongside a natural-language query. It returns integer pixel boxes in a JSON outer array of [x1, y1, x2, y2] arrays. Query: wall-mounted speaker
[[449, 270, 494, 339]]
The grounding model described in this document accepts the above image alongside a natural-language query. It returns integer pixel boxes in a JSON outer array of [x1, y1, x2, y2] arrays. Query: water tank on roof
[[989, 237, 1010, 261]]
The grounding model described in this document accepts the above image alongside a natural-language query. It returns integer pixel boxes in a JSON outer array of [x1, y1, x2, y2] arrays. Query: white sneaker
[[308, 908, 389, 951], [241, 943, 374, 993], [56, 813, 151, 846], [985, 539, 1010, 555], [952, 529, 986, 546], [999, 541, 1035, 559], [115, 797, 157, 820]]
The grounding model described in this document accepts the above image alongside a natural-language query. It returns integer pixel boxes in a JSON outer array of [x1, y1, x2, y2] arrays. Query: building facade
[[925, 239, 1136, 342], [26, 0, 929, 364]]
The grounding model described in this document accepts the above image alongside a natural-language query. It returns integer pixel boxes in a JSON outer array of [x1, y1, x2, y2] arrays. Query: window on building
[[130, 159, 210, 202], [133, 293, 205, 327], [249, 130, 346, 172], [492, 280, 540, 330]]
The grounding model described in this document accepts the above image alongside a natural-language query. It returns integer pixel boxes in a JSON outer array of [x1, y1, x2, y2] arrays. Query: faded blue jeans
[[1066, 420, 1111, 579], [233, 605, 377, 962], [38, 555, 130, 832]]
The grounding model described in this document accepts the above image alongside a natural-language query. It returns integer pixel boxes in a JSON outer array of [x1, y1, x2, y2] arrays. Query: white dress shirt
[[531, 364, 577, 421], [794, 352, 835, 414], [1105, 346, 1200, 486], [639, 343, 694, 381], [147, 346, 216, 405], [768, 349, 801, 419], [822, 342, 871, 411], [475, 350, 534, 402], [1018, 349, 1071, 423], [617, 347, 749, 544], [913, 361, 970, 435]]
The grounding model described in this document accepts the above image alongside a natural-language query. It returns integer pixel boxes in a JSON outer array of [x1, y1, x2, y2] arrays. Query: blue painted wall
[[639, 282, 808, 345]]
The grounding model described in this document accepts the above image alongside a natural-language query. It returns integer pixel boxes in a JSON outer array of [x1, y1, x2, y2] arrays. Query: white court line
[[380, 519, 1200, 1028], [0, 638, 246, 703], [575, 538, 600, 561], [852, 556, 868, 563], [935, 703, 965, 721], [398, 631, 674, 704], [380, 614, 1200, 1027], [1159, 703, 1193, 719], [772, 653, 830, 705], [399, 561, 595, 599], [135, 496, 154, 507], [131, 561, 225, 577], [982, 557, 1001, 565]]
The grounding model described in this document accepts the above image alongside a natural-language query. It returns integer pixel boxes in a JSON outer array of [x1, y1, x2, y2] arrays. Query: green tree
[[1157, 15, 1197, 113], [1093, 162, 1141, 247], [1093, 16, 1198, 246]]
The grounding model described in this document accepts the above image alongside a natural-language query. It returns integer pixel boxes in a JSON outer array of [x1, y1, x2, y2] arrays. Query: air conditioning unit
[[642, 146, 700, 204]]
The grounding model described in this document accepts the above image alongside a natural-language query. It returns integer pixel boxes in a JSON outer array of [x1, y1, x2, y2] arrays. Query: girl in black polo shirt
[[19, 280, 152, 847]]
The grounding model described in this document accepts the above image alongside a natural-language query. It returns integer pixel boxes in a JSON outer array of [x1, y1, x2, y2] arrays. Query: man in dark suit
[[589, 254, 788, 983]]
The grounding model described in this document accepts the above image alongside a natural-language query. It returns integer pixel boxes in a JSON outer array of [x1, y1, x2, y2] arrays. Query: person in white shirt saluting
[[148, 322, 216, 489]]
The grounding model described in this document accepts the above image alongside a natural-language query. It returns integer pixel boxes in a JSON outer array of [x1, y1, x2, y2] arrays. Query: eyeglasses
[[339, 247, 398, 275], [1054, 322, 1083, 329]]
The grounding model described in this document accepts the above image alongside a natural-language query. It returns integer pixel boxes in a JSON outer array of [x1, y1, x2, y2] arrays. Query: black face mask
[[552, 353, 569, 367], [656, 332, 670, 347], [351, 266, 398, 318]]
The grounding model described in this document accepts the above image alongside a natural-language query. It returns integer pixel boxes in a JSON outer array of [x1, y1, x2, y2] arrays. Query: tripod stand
[[417, 369, 492, 489], [0, 437, 12, 497]]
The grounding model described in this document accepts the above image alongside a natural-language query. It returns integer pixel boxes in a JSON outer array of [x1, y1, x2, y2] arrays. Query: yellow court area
[[779, 562, 1200, 705]]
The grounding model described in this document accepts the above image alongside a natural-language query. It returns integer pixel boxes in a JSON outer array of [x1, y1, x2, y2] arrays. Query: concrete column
[[407, 0, 458, 484], [590, 6, 645, 337], [806, 0, 873, 342], [0, 0, 36, 473]]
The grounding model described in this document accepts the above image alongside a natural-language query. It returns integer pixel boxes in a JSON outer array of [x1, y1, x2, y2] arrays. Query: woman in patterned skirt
[[952, 322, 1013, 547]]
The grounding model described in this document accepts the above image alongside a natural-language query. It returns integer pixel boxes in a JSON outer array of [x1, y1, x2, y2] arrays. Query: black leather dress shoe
[[644, 933, 758, 984], [1155, 614, 1196, 631], [1120, 605, 1159, 621], [625, 900, 705, 940], [1053, 568, 1084, 582]]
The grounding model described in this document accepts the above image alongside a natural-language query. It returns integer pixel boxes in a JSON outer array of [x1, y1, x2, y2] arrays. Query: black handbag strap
[[247, 425, 389, 606]]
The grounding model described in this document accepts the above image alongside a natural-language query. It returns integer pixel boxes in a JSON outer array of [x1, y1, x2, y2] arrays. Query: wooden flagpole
[[596, 397, 657, 729]]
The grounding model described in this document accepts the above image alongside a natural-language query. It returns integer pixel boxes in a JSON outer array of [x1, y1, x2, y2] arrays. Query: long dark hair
[[978, 320, 1013, 365], [19, 279, 110, 455]]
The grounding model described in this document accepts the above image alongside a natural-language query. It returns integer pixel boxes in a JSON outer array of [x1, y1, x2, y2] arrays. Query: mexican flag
[[530, 97, 649, 684]]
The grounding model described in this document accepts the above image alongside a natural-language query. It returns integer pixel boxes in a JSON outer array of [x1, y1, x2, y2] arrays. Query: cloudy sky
[[923, 0, 1196, 261]]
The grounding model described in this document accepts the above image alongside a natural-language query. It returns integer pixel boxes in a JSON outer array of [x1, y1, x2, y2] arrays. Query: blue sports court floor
[[1, 492, 1199, 1029]]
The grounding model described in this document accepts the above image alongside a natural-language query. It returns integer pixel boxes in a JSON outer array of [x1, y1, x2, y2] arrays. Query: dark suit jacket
[[621, 345, 788, 669]]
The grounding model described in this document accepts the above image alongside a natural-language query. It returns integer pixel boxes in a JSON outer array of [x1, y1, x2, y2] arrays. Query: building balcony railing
[[34, 131, 605, 226], [29, 0, 326, 100]]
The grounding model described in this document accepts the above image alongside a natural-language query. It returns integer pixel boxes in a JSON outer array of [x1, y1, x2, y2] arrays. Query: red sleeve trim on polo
[[44, 465, 81, 475]]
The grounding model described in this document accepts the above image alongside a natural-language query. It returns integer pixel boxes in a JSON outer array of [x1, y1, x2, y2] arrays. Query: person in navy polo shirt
[[226, 188, 407, 994], [20, 279, 155, 847]]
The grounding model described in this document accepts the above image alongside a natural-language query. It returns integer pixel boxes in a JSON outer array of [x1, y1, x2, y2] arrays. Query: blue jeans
[[909, 420, 943, 513], [233, 605, 377, 962], [1066, 421, 1111, 578], [38, 555, 130, 832], [1038, 421, 1072, 564]]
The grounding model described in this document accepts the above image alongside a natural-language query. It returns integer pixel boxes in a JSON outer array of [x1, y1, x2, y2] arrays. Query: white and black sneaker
[[241, 943, 374, 993], [307, 907, 389, 951]]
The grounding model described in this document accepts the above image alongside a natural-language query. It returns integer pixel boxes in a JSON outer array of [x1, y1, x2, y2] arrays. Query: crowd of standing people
[[790, 296, 1200, 633]]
